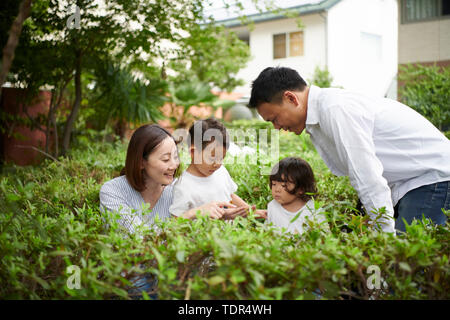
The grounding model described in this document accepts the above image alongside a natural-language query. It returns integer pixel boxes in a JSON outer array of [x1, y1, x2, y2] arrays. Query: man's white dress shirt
[[305, 85, 450, 233]]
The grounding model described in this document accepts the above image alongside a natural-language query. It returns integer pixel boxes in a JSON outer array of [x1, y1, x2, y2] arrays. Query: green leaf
[[176, 250, 185, 263], [208, 275, 225, 286], [399, 262, 412, 272]]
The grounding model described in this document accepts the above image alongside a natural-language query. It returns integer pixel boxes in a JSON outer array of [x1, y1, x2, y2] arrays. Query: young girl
[[267, 157, 327, 235], [169, 118, 266, 220]]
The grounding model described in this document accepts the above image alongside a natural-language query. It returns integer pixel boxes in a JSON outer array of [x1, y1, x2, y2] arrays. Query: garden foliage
[[398, 64, 450, 131], [0, 120, 448, 299]]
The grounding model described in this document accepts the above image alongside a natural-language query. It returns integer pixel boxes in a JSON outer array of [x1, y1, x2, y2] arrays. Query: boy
[[169, 118, 265, 220]]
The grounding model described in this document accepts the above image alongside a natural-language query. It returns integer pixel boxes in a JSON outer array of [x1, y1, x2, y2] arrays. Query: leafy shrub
[[398, 64, 450, 131], [0, 120, 448, 299], [308, 66, 342, 89]]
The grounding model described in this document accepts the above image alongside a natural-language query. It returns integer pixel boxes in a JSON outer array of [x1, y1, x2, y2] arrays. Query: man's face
[[256, 91, 306, 135]]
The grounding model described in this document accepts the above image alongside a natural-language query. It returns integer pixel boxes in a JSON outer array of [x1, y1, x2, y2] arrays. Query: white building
[[398, 0, 450, 67], [212, 0, 398, 98]]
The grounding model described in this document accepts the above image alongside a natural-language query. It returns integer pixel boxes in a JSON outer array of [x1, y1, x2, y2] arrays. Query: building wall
[[398, 11, 450, 64], [327, 0, 398, 97], [230, 13, 327, 95]]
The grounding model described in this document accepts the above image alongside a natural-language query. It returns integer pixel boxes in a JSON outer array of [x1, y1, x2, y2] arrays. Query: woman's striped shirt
[[99, 175, 174, 233]]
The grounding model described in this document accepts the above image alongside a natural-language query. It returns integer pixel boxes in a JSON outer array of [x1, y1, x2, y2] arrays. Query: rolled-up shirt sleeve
[[99, 185, 147, 234], [319, 103, 395, 233]]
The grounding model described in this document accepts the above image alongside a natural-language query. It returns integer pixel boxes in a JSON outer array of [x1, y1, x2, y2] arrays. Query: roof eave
[[216, 0, 341, 28]]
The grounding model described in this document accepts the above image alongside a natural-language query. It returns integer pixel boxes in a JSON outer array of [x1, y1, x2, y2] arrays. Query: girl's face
[[271, 178, 301, 206], [142, 137, 179, 186]]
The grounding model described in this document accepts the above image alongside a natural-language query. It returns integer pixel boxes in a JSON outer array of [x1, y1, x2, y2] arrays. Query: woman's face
[[142, 137, 179, 186]]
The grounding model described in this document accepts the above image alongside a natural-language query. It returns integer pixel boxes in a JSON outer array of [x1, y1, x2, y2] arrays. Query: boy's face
[[190, 142, 227, 177], [271, 178, 301, 207]]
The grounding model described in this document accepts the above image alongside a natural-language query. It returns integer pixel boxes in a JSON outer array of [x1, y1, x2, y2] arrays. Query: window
[[273, 33, 286, 59], [273, 31, 304, 59], [402, 0, 450, 23]]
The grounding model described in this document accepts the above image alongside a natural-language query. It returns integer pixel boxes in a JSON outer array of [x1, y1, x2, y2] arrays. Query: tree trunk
[[0, 0, 33, 98], [45, 89, 56, 154], [62, 50, 82, 155]]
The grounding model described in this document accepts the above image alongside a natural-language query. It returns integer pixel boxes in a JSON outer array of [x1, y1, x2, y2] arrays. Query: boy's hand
[[199, 201, 234, 219], [222, 206, 248, 220]]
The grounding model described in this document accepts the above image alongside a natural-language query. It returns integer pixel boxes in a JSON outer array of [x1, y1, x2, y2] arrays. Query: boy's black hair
[[248, 67, 307, 109], [269, 157, 317, 202], [188, 117, 229, 151]]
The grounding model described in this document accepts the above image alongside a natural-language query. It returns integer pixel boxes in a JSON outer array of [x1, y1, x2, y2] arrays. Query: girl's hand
[[248, 205, 267, 219], [254, 209, 268, 219]]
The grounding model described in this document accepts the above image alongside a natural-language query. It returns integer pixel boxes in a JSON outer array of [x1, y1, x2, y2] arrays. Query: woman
[[99, 124, 245, 298]]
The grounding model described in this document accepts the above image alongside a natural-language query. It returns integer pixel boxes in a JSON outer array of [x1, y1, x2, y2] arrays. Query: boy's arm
[[230, 193, 248, 207], [230, 193, 267, 219]]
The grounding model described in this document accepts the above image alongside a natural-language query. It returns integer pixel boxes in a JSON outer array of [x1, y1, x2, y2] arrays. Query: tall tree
[[6, 0, 294, 155], [0, 0, 33, 98]]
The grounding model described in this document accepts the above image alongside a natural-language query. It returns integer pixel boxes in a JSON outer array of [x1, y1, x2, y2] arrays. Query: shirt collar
[[305, 85, 321, 125]]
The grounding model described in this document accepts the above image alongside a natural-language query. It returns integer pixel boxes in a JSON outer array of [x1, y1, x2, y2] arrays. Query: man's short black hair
[[248, 67, 307, 109]]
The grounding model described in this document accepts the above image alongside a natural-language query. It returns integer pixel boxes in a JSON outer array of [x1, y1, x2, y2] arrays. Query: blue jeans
[[395, 181, 449, 233], [128, 273, 158, 300]]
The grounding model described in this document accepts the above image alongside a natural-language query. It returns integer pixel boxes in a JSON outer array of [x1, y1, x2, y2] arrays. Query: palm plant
[[168, 81, 235, 128], [94, 62, 167, 138]]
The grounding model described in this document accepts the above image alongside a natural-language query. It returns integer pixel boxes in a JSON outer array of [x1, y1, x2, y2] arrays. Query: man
[[249, 67, 450, 233]]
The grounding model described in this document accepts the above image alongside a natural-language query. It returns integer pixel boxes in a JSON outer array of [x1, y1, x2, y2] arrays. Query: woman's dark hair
[[269, 157, 317, 202], [188, 117, 229, 151], [121, 124, 177, 192], [248, 67, 307, 109]]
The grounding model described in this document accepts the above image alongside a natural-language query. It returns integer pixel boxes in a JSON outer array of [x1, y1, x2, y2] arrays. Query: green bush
[[398, 64, 450, 131], [0, 119, 448, 299]]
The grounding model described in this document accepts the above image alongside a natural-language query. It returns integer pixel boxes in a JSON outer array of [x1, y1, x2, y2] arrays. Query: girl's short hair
[[122, 124, 177, 192], [188, 117, 229, 151], [269, 157, 317, 202]]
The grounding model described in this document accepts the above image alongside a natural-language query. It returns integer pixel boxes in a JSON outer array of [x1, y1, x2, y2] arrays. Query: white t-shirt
[[267, 199, 327, 235], [169, 165, 238, 217]]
